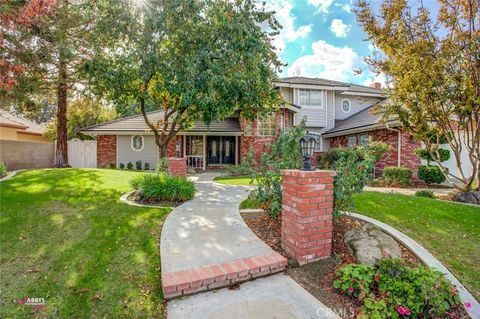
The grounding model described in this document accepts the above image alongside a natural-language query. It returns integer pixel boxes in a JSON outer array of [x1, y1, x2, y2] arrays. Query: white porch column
[[203, 135, 207, 170], [183, 135, 186, 158], [235, 136, 239, 165]]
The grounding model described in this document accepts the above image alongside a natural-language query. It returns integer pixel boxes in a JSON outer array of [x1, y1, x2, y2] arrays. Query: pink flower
[[404, 308, 411, 316], [268, 165, 273, 170], [397, 306, 406, 315], [465, 302, 472, 309], [348, 287, 354, 293]]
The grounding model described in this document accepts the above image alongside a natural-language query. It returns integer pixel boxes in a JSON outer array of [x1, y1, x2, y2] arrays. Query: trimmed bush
[[415, 148, 450, 163], [415, 189, 435, 198], [135, 160, 142, 170], [144, 162, 150, 170], [334, 259, 461, 318], [156, 157, 169, 174], [109, 163, 116, 169], [418, 165, 447, 184], [382, 166, 412, 186], [126, 162, 133, 170], [0, 163, 6, 177], [119, 163, 125, 169], [130, 173, 195, 202]]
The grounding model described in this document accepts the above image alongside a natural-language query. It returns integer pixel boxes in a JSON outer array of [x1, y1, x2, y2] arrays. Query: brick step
[[162, 251, 288, 299]]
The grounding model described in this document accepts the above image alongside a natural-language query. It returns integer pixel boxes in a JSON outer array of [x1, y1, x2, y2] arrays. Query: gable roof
[[323, 100, 398, 137], [81, 110, 242, 133], [0, 109, 46, 135], [276, 76, 385, 95]]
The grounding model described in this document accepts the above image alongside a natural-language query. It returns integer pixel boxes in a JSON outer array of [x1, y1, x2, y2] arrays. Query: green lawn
[[213, 175, 257, 186], [0, 169, 169, 318], [351, 191, 480, 300]]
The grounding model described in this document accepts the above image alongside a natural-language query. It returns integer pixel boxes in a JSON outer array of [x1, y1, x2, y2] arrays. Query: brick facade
[[168, 157, 187, 177], [281, 169, 336, 265], [328, 128, 421, 178], [97, 135, 117, 168]]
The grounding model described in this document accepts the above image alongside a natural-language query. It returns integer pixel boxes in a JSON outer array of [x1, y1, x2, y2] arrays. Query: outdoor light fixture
[[300, 133, 317, 171]]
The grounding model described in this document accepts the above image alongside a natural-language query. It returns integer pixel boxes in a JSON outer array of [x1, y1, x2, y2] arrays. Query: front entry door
[[207, 136, 235, 165]]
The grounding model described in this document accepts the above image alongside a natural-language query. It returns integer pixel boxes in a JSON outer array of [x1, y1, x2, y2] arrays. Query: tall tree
[[87, 0, 283, 156], [1, 0, 128, 167], [356, 0, 480, 191]]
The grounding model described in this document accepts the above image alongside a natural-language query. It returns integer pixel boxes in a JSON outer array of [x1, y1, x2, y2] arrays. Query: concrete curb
[[342, 211, 479, 319], [239, 208, 264, 214], [119, 191, 172, 209], [0, 170, 21, 182]]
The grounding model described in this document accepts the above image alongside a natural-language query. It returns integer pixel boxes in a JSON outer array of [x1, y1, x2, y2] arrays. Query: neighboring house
[[0, 109, 54, 170], [80, 77, 423, 177]]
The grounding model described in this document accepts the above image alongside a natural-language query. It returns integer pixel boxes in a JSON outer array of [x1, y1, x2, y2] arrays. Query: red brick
[[220, 262, 238, 280], [232, 260, 249, 277], [172, 270, 190, 290], [96, 135, 117, 168], [196, 266, 215, 285], [209, 264, 227, 281]]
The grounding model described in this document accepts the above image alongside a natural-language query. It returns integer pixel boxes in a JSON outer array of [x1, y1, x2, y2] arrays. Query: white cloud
[[265, 0, 312, 53], [307, 0, 333, 13], [287, 40, 360, 81], [334, 2, 351, 13], [330, 19, 351, 38]]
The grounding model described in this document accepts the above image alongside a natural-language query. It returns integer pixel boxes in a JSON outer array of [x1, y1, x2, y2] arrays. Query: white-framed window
[[347, 135, 357, 147], [131, 135, 144, 151], [310, 133, 322, 151], [341, 99, 351, 113], [298, 89, 323, 108], [257, 114, 276, 136], [359, 134, 369, 146]]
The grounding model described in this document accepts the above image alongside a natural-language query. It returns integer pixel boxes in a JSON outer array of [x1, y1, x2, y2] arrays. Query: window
[[341, 99, 351, 113], [347, 135, 357, 147], [359, 134, 369, 146], [298, 89, 323, 107], [257, 114, 276, 136], [131, 135, 144, 151], [244, 119, 253, 136]]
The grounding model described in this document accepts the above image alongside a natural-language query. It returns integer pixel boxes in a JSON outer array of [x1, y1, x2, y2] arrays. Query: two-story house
[[81, 76, 422, 177]]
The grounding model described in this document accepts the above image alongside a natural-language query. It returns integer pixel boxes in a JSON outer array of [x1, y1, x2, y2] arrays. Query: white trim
[[235, 136, 239, 165], [333, 91, 336, 121], [341, 99, 351, 114], [183, 135, 186, 158], [115, 135, 118, 168], [339, 91, 384, 98], [202, 135, 206, 170], [131, 135, 145, 152], [83, 131, 243, 136], [274, 82, 349, 91], [325, 91, 328, 127]]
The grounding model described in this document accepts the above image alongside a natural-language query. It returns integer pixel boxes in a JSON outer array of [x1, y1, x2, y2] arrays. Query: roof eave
[[323, 121, 400, 138]]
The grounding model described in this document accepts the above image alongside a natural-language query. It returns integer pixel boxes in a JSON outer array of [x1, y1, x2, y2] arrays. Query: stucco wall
[[0, 140, 54, 170]]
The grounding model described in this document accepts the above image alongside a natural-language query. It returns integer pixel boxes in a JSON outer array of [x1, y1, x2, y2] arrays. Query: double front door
[[207, 136, 235, 165]]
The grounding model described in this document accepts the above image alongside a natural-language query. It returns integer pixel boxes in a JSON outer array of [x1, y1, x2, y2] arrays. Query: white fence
[[68, 139, 97, 168]]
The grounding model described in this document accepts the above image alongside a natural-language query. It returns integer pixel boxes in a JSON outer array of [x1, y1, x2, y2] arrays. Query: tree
[[1, 0, 128, 167], [44, 97, 117, 140], [355, 0, 480, 191], [87, 0, 283, 156]]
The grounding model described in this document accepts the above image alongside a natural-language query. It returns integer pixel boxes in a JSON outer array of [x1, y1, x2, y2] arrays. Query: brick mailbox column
[[168, 158, 187, 178], [281, 169, 336, 265]]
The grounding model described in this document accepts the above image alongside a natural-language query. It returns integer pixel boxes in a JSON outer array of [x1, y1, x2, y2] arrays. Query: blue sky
[[266, 0, 438, 86]]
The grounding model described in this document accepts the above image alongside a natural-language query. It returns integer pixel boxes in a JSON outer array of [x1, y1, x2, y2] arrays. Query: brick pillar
[[281, 169, 336, 265], [168, 157, 187, 177]]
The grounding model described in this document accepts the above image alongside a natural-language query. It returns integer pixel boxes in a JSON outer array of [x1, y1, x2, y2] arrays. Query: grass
[[351, 191, 480, 300], [0, 169, 170, 318], [213, 175, 257, 186]]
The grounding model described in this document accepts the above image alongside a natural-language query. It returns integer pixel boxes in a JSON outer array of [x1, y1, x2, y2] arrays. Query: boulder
[[133, 188, 144, 201], [454, 191, 480, 205], [344, 223, 402, 265]]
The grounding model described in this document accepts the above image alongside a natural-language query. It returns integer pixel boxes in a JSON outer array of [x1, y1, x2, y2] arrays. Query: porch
[[181, 134, 240, 170]]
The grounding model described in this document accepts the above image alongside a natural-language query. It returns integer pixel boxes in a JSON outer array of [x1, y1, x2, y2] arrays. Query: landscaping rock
[[453, 191, 480, 205], [133, 188, 144, 201], [344, 223, 402, 265]]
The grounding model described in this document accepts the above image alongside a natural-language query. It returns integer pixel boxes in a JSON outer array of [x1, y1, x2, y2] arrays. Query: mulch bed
[[241, 212, 470, 319], [127, 194, 181, 207]]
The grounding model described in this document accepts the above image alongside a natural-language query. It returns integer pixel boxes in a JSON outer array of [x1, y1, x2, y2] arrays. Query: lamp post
[[300, 133, 317, 171]]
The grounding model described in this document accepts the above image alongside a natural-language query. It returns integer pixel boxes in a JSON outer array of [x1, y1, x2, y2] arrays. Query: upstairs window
[[257, 114, 276, 136], [341, 99, 351, 113], [298, 89, 323, 108]]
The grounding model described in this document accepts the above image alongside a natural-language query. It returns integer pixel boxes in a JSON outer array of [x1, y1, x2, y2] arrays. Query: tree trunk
[[55, 61, 69, 168], [159, 143, 168, 158]]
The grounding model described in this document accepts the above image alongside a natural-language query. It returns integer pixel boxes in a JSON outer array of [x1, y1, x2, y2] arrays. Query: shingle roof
[[81, 110, 242, 133], [277, 76, 385, 95], [0, 109, 46, 134]]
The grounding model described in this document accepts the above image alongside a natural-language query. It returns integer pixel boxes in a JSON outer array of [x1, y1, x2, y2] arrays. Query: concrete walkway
[[161, 172, 339, 319]]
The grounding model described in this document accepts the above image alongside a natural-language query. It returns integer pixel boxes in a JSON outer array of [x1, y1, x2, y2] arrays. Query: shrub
[[382, 166, 412, 186], [228, 148, 255, 176], [126, 162, 133, 170], [130, 173, 195, 202], [334, 259, 461, 318], [144, 162, 150, 170], [156, 157, 169, 174], [109, 163, 116, 169], [0, 162, 6, 177], [415, 189, 434, 198], [415, 148, 451, 163], [119, 163, 125, 169], [135, 160, 142, 170], [418, 165, 447, 184]]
